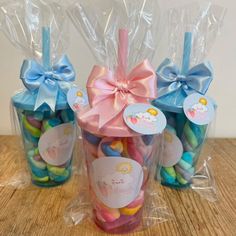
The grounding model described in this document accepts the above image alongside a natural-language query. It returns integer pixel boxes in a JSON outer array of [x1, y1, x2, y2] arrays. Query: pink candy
[[26, 116, 42, 129]]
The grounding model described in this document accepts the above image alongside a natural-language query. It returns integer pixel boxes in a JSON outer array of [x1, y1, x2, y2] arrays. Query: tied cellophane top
[[0, 0, 74, 112], [68, 0, 161, 137]]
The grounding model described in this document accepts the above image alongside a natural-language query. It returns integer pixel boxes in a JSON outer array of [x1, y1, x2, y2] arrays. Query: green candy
[[164, 167, 176, 178], [27, 148, 39, 158], [47, 165, 68, 176], [22, 115, 41, 138], [176, 173, 188, 185], [184, 123, 198, 149], [32, 174, 49, 183], [28, 156, 46, 170], [43, 118, 61, 131], [178, 159, 192, 170]]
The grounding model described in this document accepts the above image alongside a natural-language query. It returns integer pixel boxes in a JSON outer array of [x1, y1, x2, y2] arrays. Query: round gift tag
[[159, 129, 183, 167], [123, 104, 167, 135], [67, 87, 88, 112], [183, 93, 215, 126], [91, 157, 143, 208], [38, 123, 76, 166]]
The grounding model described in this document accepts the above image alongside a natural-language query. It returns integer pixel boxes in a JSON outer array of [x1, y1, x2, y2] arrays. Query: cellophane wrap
[[153, 2, 225, 201], [0, 0, 76, 188], [65, 0, 172, 233]]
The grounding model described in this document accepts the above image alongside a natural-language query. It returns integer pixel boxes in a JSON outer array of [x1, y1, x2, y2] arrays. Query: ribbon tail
[[34, 83, 58, 112], [80, 95, 126, 129]]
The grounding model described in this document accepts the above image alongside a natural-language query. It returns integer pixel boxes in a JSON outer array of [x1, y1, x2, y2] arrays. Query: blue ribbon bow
[[20, 55, 75, 111], [157, 58, 213, 98]]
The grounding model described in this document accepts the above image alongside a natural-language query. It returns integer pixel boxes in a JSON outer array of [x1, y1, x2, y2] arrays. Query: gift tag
[[123, 104, 167, 135], [38, 123, 76, 166], [67, 86, 88, 112], [183, 93, 215, 126], [159, 129, 183, 167], [91, 157, 143, 208]]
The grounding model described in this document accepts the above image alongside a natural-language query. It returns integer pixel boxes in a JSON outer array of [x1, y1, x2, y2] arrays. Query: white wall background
[[0, 0, 235, 137]]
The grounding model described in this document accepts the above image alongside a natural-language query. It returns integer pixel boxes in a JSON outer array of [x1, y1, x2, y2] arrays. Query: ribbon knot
[[20, 55, 75, 111], [177, 74, 187, 82], [80, 29, 157, 130], [81, 60, 157, 129], [157, 58, 213, 98], [116, 80, 129, 93]]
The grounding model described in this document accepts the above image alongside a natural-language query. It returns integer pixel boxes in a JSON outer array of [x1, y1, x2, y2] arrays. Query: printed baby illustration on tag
[[124, 104, 166, 135], [187, 97, 208, 120], [128, 108, 158, 127], [73, 91, 87, 111], [39, 124, 76, 166], [67, 87, 88, 112], [184, 93, 215, 126]]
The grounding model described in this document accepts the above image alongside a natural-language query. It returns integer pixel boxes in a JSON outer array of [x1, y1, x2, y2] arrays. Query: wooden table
[[0, 136, 235, 236]]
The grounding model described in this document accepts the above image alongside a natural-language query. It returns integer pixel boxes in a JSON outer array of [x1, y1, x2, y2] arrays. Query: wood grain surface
[[0, 136, 235, 236]]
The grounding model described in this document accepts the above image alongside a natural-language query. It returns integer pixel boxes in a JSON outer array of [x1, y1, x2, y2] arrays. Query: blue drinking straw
[[181, 32, 192, 75], [176, 32, 193, 137], [42, 26, 51, 70]]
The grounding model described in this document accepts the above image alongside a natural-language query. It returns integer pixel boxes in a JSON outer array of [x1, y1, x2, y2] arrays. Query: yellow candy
[[119, 205, 142, 216], [47, 165, 67, 176], [110, 140, 123, 153], [23, 116, 41, 138], [122, 138, 129, 157], [32, 174, 49, 183]]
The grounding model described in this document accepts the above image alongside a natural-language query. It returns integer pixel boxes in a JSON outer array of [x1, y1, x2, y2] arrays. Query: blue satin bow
[[20, 55, 75, 111], [157, 58, 213, 98]]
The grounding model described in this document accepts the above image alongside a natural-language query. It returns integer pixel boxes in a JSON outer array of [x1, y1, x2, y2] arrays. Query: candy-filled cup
[[158, 110, 208, 189], [81, 130, 159, 234], [13, 92, 75, 187]]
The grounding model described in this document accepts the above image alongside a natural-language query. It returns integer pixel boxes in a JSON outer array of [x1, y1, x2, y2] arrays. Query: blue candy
[[84, 131, 101, 146], [30, 164, 49, 178], [61, 109, 74, 123], [23, 127, 39, 145], [160, 168, 176, 184], [101, 143, 121, 157], [142, 135, 154, 145], [182, 152, 194, 165]]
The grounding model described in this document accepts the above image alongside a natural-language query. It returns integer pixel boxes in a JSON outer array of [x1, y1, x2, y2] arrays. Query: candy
[[33, 111, 44, 121], [182, 121, 207, 151], [22, 115, 41, 138], [30, 164, 49, 178], [32, 174, 49, 183], [123, 138, 143, 165], [42, 118, 61, 132], [26, 116, 42, 129], [23, 127, 39, 145], [47, 164, 70, 183], [120, 191, 144, 216], [81, 129, 157, 232], [60, 109, 74, 123], [95, 210, 141, 233], [161, 167, 176, 184], [176, 112, 187, 138], [95, 201, 120, 223], [28, 156, 47, 170], [83, 131, 102, 146], [17, 107, 74, 187], [159, 115, 208, 188], [47, 165, 67, 176], [174, 152, 195, 183], [141, 135, 154, 145], [101, 141, 123, 157]]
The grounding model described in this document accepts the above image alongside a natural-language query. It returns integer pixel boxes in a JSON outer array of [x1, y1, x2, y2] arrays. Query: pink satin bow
[[80, 29, 157, 129]]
